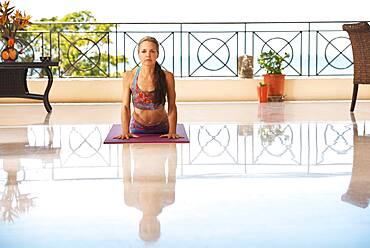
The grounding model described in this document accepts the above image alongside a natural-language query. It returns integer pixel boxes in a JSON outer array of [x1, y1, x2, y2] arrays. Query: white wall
[[0, 78, 369, 103]]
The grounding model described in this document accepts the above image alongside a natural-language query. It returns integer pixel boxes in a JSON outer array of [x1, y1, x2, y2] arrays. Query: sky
[[10, 0, 369, 22]]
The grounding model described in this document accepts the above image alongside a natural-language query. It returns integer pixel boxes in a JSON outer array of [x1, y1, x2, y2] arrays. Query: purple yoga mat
[[104, 124, 189, 144]]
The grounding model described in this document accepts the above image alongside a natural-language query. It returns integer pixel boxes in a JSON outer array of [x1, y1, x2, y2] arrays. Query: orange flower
[[2, 1, 10, 9], [7, 37, 14, 46], [0, 0, 31, 40], [0, 15, 6, 25], [14, 9, 21, 19]]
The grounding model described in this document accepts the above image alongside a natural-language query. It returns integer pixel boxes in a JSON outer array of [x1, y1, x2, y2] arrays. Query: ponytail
[[154, 62, 167, 105]]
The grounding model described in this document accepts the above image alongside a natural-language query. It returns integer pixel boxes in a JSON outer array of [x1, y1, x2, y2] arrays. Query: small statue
[[238, 55, 254, 78]]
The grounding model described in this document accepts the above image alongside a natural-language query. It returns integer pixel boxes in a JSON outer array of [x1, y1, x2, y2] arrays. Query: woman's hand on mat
[[114, 133, 139, 140], [160, 133, 183, 139]]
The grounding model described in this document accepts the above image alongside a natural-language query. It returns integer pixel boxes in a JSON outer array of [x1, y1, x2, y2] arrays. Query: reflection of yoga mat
[[104, 124, 189, 144]]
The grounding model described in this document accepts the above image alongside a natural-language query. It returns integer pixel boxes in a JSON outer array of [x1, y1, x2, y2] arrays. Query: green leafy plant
[[258, 50, 290, 74], [259, 81, 267, 87], [21, 11, 127, 77]]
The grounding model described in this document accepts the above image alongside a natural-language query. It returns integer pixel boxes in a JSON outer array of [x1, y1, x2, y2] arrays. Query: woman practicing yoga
[[115, 36, 181, 140]]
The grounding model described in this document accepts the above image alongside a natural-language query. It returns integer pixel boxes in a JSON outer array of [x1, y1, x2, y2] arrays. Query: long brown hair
[[138, 36, 167, 105]]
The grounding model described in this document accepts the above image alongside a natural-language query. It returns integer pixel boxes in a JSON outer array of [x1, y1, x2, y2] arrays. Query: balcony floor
[[1, 101, 370, 247]]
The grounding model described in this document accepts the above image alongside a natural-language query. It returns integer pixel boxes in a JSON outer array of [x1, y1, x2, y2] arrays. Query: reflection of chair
[[0, 126, 60, 160], [0, 112, 51, 127], [342, 22, 370, 112], [341, 114, 370, 208]]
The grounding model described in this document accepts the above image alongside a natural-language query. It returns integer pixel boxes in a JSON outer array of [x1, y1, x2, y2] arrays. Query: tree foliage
[[17, 11, 126, 77]]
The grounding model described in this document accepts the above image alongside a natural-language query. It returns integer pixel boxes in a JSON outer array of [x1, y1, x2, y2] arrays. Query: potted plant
[[0, 0, 31, 62], [258, 50, 289, 101], [257, 81, 268, 103]]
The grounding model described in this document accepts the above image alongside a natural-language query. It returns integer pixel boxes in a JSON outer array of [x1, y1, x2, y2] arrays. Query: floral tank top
[[130, 67, 163, 110]]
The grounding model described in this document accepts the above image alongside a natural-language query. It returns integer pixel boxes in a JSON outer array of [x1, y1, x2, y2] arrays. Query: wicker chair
[[342, 22, 370, 112]]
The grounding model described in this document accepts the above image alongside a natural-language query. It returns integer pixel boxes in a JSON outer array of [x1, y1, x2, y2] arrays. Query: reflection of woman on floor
[[342, 115, 370, 208], [123, 144, 177, 241]]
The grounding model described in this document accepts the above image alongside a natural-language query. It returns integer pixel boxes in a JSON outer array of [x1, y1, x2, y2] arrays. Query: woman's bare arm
[[114, 71, 138, 139], [160, 71, 182, 139]]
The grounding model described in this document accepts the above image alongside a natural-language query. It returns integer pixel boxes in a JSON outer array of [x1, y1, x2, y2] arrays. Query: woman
[[115, 36, 181, 139]]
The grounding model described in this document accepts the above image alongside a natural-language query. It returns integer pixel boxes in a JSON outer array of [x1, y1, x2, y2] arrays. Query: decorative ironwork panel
[[121, 32, 175, 73], [57, 32, 111, 77], [253, 31, 302, 76], [187, 32, 238, 77], [315, 31, 353, 76]]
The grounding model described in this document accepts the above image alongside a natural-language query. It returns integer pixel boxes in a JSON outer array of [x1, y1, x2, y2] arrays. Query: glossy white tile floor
[[1, 102, 370, 247]]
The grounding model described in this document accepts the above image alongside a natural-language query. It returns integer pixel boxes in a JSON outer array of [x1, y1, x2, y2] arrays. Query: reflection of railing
[[7, 21, 369, 78], [255, 124, 299, 164], [0, 122, 362, 181], [51, 125, 121, 180], [184, 123, 354, 168], [189, 125, 239, 164], [315, 123, 353, 165], [0, 125, 120, 181]]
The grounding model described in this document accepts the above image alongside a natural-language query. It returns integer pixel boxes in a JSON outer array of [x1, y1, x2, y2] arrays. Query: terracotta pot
[[257, 85, 269, 103], [263, 74, 285, 97]]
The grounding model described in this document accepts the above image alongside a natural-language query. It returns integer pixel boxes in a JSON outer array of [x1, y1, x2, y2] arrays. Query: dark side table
[[0, 62, 59, 112]]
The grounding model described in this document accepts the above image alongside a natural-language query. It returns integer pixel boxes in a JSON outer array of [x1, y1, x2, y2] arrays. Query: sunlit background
[[12, 0, 369, 22]]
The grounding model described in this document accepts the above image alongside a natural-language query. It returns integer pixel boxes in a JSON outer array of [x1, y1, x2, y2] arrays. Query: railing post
[[41, 32, 44, 57], [180, 23, 183, 78], [172, 31, 175, 76], [308, 22, 311, 77], [57, 31, 61, 78], [188, 32, 190, 77], [115, 23, 118, 78], [244, 22, 247, 55], [49, 29, 52, 59], [315, 30, 318, 76], [123, 31, 126, 73], [107, 32, 110, 77]]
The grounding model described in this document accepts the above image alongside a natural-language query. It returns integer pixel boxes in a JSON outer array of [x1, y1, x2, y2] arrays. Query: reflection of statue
[[122, 144, 177, 242], [0, 126, 60, 222], [341, 114, 370, 208]]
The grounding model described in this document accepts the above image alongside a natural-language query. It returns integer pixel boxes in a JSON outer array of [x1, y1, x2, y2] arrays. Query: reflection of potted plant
[[257, 81, 268, 103], [258, 50, 290, 101], [258, 124, 289, 146], [0, 0, 31, 62]]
